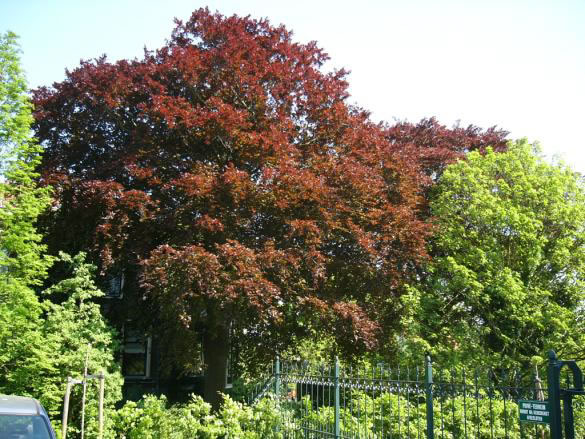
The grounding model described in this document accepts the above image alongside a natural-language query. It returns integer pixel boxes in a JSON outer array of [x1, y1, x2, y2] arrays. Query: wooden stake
[[80, 344, 91, 439], [98, 372, 105, 439], [62, 377, 72, 439]]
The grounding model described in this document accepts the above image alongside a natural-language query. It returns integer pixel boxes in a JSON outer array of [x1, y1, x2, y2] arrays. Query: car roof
[[0, 395, 42, 416]]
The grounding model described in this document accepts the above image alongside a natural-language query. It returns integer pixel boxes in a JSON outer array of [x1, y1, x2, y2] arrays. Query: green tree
[[0, 30, 52, 290], [41, 252, 123, 437], [402, 141, 585, 368], [0, 30, 53, 395]]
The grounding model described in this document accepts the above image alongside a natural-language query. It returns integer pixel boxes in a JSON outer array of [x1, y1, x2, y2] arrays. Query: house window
[[123, 327, 151, 378], [226, 353, 233, 389], [105, 272, 124, 298]]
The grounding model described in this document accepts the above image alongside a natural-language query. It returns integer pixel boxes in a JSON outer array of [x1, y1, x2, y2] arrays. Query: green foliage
[[0, 31, 52, 283], [402, 141, 585, 367], [1, 32, 33, 164], [0, 30, 53, 398], [1, 252, 123, 438], [111, 394, 289, 438], [41, 252, 123, 437]]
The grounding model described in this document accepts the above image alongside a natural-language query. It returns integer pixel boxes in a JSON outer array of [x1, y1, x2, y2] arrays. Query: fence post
[[548, 350, 562, 439], [275, 356, 281, 396], [425, 354, 435, 439], [334, 357, 340, 439], [563, 395, 575, 439]]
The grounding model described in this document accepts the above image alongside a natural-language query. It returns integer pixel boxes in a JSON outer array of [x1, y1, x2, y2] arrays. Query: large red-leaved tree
[[33, 9, 507, 407]]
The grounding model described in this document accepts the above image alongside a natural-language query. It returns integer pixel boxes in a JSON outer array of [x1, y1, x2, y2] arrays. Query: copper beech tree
[[33, 9, 507, 407]]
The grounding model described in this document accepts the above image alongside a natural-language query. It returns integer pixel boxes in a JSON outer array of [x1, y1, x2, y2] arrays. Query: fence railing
[[246, 352, 584, 438]]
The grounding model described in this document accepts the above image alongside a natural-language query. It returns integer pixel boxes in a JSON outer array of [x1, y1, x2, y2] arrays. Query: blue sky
[[2, 0, 584, 173]]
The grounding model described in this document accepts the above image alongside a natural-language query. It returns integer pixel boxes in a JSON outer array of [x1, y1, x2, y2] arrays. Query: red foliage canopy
[[33, 9, 508, 393]]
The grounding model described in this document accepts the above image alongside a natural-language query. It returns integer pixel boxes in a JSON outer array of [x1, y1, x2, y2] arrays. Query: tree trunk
[[203, 322, 230, 411]]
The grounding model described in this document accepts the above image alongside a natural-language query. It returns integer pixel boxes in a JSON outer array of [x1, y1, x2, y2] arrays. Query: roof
[[0, 395, 42, 416]]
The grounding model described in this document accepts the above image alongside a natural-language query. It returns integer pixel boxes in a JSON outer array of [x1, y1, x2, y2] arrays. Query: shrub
[[111, 393, 290, 438]]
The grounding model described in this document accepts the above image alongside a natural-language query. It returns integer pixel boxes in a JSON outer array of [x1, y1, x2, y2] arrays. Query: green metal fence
[[247, 352, 584, 438]]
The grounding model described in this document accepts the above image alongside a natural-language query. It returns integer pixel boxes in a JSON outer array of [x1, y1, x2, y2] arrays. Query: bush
[[111, 393, 290, 438]]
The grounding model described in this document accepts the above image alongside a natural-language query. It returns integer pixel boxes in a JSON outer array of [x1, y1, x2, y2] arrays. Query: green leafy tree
[[402, 141, 585, 368], [0, 30, 53, 395], [0, 31, 51, 281], [41, 252, 123, 437]]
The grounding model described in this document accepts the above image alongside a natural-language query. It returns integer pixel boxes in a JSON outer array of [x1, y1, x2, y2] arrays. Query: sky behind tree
[[2, 0, 584, 173]]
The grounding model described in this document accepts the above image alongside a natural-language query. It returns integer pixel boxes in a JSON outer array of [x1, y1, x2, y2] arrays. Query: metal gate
[[248, 351, 584, 438]]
